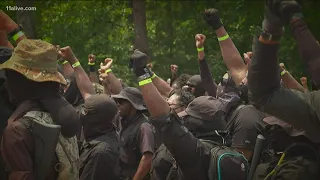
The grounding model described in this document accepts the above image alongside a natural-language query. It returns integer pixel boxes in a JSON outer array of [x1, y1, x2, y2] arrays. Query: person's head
[[177, 96, 226, 138], [112, 87, 147, 118], [182, 74, 206, 97], [167, 89, 195, 113], [216, 72, 240, 98], [0, 39, 67, 105], [80, 94, 118, 140], [171, 74, 191, 90]]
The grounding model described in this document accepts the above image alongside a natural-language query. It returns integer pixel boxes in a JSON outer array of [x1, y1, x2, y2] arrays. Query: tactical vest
[[24, 111, 79, 180], [119, 114, 149, 178]]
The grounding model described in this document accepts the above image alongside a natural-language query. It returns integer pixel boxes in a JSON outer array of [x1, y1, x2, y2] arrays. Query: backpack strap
[[264, 142, 319, 179], [165, 158, 177, 180]]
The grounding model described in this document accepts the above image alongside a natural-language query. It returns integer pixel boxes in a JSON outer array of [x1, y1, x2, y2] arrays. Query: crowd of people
[[0, 0, 320, 179]]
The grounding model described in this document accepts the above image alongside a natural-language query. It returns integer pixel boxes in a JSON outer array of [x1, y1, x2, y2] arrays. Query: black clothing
[[79, 131, 120, 180]]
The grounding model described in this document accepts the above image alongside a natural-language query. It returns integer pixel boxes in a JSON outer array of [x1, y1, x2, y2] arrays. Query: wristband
[[151, 73, 157, 79], [281, 70, 287, 76], [88, 62, 95, 66], [105, 69, 112, 74], [72, 61, 81, 68], [139, 78, 152, 86], [12, 31, 25, 41], [197, 47, 204, 52], [61, 60, 68, 65], [218, 34, 229, 42]]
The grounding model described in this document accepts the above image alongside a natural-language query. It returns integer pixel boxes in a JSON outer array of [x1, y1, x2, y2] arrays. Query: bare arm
[[152, 76, 173, 98], [98, 58, 123, 95], [216, 27, 247, 85], [89, 72, 99, 83], [59, 46, 95, 100], [280, 63, 306, 92], [61, 62, 74, 79], [0, 10, 26, 44], [133, 152, 153, 180]]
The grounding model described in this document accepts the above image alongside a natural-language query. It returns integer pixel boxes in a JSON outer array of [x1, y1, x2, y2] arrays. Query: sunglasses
[[116, 99, 129, 105]]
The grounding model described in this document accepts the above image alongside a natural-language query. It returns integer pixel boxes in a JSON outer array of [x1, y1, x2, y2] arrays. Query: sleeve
[[231, 106, 265, 150], [139, 122, 155, 154], [79, 150, 119, 180], [199, 58, 218, 97], [150, 112, 211, 180], [248, 37, 320, 143], [1, 121, 35, 180]]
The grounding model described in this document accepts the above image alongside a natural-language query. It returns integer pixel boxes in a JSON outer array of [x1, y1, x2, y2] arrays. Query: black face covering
[[5, 70, 80, 138], [80, 94, 118, 141]]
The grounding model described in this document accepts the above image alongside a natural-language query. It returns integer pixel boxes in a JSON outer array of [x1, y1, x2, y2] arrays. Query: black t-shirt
[[226, 105, 266, 150]]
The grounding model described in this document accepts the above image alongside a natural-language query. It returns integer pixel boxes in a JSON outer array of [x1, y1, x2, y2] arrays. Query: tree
[[132, 0, 149, 60], [16, 0, 36, 38]]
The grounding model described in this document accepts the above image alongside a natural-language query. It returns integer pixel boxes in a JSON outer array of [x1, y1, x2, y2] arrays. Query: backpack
[[253, 124, 320, 180], [201, 139, 249, 180], [165, 132, 249, 180]]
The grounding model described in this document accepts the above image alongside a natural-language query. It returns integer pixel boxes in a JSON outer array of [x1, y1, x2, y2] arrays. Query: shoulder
[[139, 122, 154, 135]]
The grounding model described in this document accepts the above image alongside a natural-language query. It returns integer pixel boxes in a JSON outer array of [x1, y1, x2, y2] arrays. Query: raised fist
[[58, 46, 78, 64], [203, 8, 223, 30], [195, 34, 206, 48], [88, 54, 96, 63], [170, 64, 178, 74]]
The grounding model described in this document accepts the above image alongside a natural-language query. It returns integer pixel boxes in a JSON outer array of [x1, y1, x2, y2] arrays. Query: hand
[[279, 63, 286, 71], [278, 0, 302, 24], [300, 77, 307, 84], [99, 58, 113, 72], [88, 54, 96, 64], [243, 52, 252, 65], [170, 64, 178, 74], [129, 49, 148, 70], [99, 73, 109, 86], [58, 46, 78, 64], [147, 63, 153, 69], [195, 34, 206, 48], [203, 8, 223, 30]]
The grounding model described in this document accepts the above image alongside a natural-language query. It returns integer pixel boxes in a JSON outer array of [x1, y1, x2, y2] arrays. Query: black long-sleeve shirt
[[198, 58, 217, 97]]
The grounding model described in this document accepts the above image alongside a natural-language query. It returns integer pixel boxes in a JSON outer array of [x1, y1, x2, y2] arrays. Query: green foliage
[[11, 0, 320, 85]]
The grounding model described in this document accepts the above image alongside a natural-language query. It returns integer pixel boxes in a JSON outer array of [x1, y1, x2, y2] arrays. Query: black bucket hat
[[112, 87, 147, 111]]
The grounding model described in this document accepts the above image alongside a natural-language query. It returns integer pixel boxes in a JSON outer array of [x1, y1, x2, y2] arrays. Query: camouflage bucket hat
[[0, 39, 66, 85]]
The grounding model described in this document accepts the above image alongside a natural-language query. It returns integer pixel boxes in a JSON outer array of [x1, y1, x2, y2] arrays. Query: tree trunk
[[16, 0, 36, 39], [132, 0, 149, 60]]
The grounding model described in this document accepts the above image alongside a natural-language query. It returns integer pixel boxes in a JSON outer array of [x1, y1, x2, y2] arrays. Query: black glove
[[264, 0, 283, 27], [203, 9, 223, 30], [278, 0, 302, 24], [265, 0, 302, 25], [129, 49, 153, 77]]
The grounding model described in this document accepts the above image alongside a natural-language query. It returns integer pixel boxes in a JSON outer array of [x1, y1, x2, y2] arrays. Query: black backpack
[[253, 124, 320, 180], [165, 132, 249, 180], [200, 138, 249, 180]]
